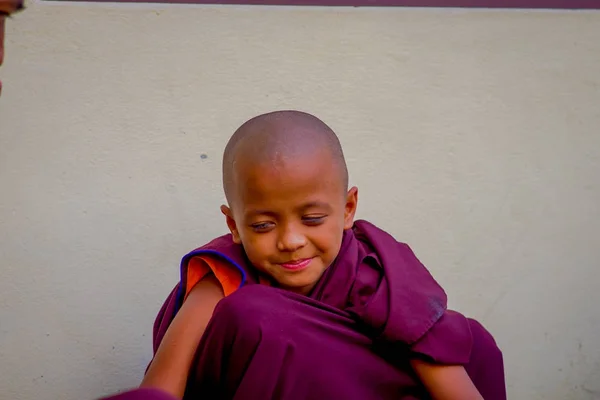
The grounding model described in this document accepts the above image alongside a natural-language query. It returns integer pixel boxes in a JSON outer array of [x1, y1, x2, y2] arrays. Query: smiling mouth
[[279, 258, 313, 271]]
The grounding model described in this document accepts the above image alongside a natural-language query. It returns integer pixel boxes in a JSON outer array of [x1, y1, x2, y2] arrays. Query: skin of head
[[220, 111, 358, 295]]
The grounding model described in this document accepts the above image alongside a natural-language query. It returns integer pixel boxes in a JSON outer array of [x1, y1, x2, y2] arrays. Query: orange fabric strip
[[184, 255, 244, 299], [184, 254, 274, 300]]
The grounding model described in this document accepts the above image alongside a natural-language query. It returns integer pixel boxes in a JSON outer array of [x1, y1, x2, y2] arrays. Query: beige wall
[[1, 2, 599, 399]]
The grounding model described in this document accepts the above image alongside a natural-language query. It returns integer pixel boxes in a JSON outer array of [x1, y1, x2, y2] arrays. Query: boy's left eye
[[302, 215, 326, 225]]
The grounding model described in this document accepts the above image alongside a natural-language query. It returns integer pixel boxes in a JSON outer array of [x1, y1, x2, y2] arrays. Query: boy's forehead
[[231, 151, 343, 207]]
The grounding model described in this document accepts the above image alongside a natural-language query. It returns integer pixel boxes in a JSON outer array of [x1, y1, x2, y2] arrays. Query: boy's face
[[221, 149, 358, 295]]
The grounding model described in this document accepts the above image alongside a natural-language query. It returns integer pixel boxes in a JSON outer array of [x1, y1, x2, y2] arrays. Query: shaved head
[[222, 110, 348, 206], [219, 111, 358, 293]]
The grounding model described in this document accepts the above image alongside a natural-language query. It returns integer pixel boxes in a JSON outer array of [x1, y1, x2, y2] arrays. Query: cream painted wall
[[1, 3, 599, 399]]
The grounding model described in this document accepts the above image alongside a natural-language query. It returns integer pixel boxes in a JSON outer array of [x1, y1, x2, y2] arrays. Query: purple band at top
[[48, 0, 600, 8]]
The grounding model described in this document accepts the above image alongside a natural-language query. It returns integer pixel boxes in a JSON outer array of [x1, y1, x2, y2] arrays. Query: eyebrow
[[244, 201, 332, 219], [298, 201, 333, 212]]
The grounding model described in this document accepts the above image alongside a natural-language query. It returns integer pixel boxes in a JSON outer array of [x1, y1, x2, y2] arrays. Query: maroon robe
[[103, 220, 505, 399]]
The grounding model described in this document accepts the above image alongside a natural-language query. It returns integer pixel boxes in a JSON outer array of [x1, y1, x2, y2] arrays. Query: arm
[[140, 274, 224, 399], [411, 360, 484, 400]]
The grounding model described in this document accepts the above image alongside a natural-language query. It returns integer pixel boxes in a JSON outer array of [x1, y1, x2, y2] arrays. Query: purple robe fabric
[[148, 219, 506, 399]]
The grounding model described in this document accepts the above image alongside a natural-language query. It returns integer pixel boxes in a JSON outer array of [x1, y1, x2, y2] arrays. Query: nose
[[276, 224, 307, 252]]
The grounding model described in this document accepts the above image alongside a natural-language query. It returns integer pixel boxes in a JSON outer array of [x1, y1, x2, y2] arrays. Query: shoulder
[[466, 317, 503, 363], [189, 233, 236, 253], [412, 311, 503, 368], [353, 219, 408, 246]]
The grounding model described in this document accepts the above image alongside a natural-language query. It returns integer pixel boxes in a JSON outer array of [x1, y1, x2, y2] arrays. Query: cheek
[[311, 224, 344, 255], [241, 233, 274, 262]]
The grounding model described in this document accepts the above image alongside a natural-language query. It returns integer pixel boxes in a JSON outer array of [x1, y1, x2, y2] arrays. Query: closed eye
[[302, 215, 326, 225], [250, 222, 275, 233]]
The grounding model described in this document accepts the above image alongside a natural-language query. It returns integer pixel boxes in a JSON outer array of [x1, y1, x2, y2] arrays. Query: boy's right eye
[[250, 222, 274, 233]]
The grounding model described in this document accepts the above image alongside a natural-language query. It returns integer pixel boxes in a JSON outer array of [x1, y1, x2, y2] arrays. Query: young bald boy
[[127, 111, 505, 400]]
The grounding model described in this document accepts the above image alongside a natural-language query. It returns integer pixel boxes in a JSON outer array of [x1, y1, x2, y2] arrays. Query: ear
[[343, 186, 358, 230], [220, 204, 242, 244]]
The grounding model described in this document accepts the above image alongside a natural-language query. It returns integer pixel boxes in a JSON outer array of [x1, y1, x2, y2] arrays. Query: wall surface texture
[[1, 3, 599, 399]]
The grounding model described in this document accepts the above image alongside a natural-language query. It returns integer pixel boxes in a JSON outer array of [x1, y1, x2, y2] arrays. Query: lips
[[279, 258, 313, 271]]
